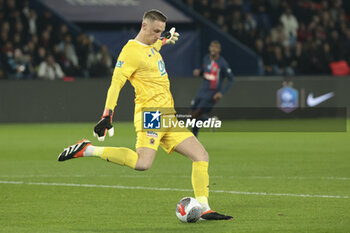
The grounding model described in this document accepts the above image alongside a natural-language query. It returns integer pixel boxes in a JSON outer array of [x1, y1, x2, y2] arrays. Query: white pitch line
[[225, 176, 350, 181], [0, 181, 23, 184], [0, 174, 349, 181], [0, 180, 348, 199], [0, 174, 110, 178], [119, 175, 350, 181]]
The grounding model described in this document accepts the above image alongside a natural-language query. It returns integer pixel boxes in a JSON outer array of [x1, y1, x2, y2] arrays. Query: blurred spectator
[[37, 54, 64, 80], [283, 45, 297, 76], [21, 0, 31, 19], [33, 46, 47, 68], [58, 35, 78, 66], [39, 29, 52, 49], [317, 42, 333, 74], [197, 0, 212, 19], [271, 45, 286, 75], [95, 45, 112, 68], [212, 0, 227, 23], [328, 30, 342, 61], [262, 42, 275, 75], [6, 48, 34, 79], [270, 22, 288, 46], [57, 34, 80, 76], [280, 8, 299, 47], [24, 9, 37, 36], [254, 38, 264, 57], [0, 29, 9, 46], [37, 10, 54, 34], [55, 24, 69, 45], [252, 1, 271, 30], [12, 33, 22, 49], [58, 48, 79, 77], [76, 33, 91, 78], [244, 13, 257, 31], [89, 54, 112, 77], [88, 44, 113, 77]]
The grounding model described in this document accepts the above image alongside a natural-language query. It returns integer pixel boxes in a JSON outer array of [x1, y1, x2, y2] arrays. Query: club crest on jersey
[[158, 60, 167, 76], [116, 60, 124, 68]]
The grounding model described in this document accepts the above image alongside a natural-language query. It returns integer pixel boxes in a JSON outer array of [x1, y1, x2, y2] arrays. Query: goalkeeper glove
[[93, 109, 114, 141], [162, 27, 179, 45]]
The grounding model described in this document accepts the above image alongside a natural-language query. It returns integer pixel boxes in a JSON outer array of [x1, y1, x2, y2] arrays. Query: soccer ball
[[175, 197, 202, 223]]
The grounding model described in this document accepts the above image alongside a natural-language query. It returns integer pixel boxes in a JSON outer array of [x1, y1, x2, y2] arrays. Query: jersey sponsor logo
[[307, 92, 334, 107], [146, 131, 158, 138], [277, 85, 299, 113], [158, 60, 167, 76], [143, 110, 161, 129], [203, 72, 216, 81], [116, 60, 124, 68]]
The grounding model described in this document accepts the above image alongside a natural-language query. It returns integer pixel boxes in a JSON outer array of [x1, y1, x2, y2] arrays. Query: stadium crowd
[[1, 0, 349, 78], [183, 0, 350, 75], [0, 0, 112, 80]]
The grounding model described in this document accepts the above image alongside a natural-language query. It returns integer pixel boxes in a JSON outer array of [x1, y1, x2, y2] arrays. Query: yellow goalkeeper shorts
[[136, 128, 194, 154]]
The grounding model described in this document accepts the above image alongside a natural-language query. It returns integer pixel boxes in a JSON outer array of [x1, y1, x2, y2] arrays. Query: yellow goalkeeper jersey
[[104, 39, 175, 131]]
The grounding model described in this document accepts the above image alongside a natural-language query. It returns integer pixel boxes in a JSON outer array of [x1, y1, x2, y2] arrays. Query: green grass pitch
[[0, 121, 349, 233]]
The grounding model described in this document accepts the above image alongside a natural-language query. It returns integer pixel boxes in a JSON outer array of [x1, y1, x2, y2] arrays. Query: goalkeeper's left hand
[[162, 27, 179, 45], [93, 109, 114, 141]]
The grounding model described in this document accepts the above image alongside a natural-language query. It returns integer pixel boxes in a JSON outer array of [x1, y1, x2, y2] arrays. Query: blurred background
[[0, 0, 349, 123]]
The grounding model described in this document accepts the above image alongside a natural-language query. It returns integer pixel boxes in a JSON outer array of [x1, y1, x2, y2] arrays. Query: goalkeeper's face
[[143, 19, 165, 45]]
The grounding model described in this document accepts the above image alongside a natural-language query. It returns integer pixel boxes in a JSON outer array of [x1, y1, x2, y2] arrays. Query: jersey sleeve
[[200, 54, 209, 74], [220, 58, 235, 95], [104, 46, 140, 110], [116, 46, 141, 78]]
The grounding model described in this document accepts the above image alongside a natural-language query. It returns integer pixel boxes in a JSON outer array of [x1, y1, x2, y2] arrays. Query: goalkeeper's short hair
[[143, 9, 167, 23]]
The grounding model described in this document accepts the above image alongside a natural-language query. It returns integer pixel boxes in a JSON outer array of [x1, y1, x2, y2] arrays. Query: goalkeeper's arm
[[93, 73, 127, 141]]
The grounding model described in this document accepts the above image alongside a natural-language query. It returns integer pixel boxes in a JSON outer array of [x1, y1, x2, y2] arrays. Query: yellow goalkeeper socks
[[192, 161, 211, 211], [90, 146, 138, 169]]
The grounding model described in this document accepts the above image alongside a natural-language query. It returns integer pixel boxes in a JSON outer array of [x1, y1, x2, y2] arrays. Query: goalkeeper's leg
[[87, 146, 156, 170], [58, 140, 156, 171], [174, 136, 233, 221]]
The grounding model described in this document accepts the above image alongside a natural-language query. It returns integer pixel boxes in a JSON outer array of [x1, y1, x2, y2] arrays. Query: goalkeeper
[[58, 9, 232, 221]]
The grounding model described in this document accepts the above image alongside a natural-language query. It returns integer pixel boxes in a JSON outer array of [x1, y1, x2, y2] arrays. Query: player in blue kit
[[191, 40, 234, 137]]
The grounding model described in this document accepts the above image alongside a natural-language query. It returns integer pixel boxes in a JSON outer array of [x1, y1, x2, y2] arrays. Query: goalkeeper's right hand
[[93, 109, 114, 141]]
